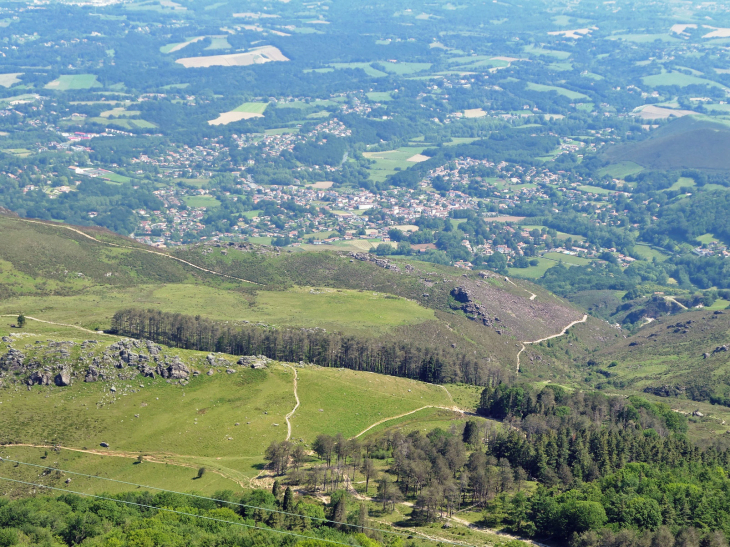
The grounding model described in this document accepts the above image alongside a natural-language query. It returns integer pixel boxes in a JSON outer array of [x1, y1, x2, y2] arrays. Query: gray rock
[[27, 370, 52, 386]]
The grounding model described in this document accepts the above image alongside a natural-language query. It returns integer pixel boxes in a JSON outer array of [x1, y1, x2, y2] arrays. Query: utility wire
[[0, 475, 354, 547], [0, 457, 477, 547]]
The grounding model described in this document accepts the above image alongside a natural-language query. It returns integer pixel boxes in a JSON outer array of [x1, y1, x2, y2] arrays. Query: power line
[[0, 475, 354, 547], [0, 456, 477, 547]]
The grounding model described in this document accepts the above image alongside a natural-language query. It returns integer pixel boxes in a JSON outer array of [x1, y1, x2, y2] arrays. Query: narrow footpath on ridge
[[281, 364, 300, 442], [15, 218, 261, 286]]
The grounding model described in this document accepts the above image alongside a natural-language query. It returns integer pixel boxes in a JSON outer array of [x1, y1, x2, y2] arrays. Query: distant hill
[[603, 117, 730, 171], [0, 213, 591, 379]]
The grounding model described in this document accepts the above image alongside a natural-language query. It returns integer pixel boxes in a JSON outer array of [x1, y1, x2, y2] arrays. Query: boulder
[[55, 369, 72, 387]]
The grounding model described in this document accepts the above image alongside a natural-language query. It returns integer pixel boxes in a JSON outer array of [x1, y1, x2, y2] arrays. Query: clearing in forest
[[45, 75, 102, 91], [208, 102, 268, 125], [176, 46, 288, 68], [0, 73, 22, 88]]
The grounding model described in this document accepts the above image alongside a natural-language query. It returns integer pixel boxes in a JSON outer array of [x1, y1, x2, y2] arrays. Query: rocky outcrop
[[0, 348, 26, 371], [349, 252, 410, 273], [450, 286, 498, 328], [237, 355, 270, 369], [27, 370, 53, 386], [207, 353, 230, 367]]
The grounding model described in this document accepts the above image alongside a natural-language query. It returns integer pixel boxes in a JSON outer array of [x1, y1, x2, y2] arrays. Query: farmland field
[[329, 62, 387, 77], [526, 82, 588, 99], [176, 46, 288, 68], [208, 102, 268, 125], [0, 73, 22, 87], [205, 36, 231, 50], [642, 70, 728, 89], [543, 252, 593, 265], [363, 146, 430, 182], [597, 161, 644, 178], [159, 36, 204, 53], [183, 195, 221, 208], [45, 74, 102, 90]]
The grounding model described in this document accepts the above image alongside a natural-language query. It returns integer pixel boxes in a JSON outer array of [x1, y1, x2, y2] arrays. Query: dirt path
[[504, 276, 537, 301], [665, 296, 688, 310], [15, 218, 260, 286], [516, 314, 588, 372], [447, 514, 549, 547], [0, 443, 248, 488], [353, 405, 460, 438], [281, 364, 300, 441], [0, 315, 115, 336]]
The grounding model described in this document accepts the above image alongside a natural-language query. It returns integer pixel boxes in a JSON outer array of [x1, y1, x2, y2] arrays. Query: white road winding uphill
[[517, 314, 589, 372], [281, 364, 300, 441]]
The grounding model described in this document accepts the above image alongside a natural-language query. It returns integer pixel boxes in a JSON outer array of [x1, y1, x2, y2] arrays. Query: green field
[[668, 176, 696, 191], [45, 74, 102, 91], [543, 252, 593, 265], [87, 117, 157, 130], [578, 185, 612, 195], [642, 71, 728, 90], [508, 257, 556, 279], [526, 82, 588, 100], [0, 73, 22, 88], [695, 233, 720, 244], [0, 445, 242, 496], [330, 62, 387, 78], [205, 36, 231, 50], [633, 244, 669, 262], [523, 44, 571, 59], [381, 62, 432, 75], [0, 283, 435, 334], [366, 91, 394, 102], [183, 195, 221, 208], [362, 146, 429, 182], [597, 161, 644, 178], [232, 102, 268, 114]]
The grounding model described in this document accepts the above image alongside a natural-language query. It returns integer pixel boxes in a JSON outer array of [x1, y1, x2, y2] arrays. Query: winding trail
[[0, 315, 115, 336], [504, 276, 537, 300], [516, 314, 589, 372], [281, 364, 300, 441], [353, 405, 459, 438], [14, 218, 260, 286]]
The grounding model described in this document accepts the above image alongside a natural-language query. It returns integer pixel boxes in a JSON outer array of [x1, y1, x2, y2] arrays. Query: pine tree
[[272, 479, 281, 499], [357, 503, 368, 533], [333, 495, 347, 530], [282, 486, 294, 512], [17, 314, 25, 328]]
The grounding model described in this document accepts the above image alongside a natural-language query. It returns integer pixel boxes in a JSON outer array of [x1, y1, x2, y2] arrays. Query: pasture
[[205, 36, 231, 50], [526, 82, 588, 100], [208, 102, 268, 125], [159, 36, 204, 53], [183, 195, 221, 209], [597, 161, 643, 178], [362, 146, 430, 182], [381, 62, 432, 75], [633, 244, 669, 262], [45, 74, 102, 91], [329, 62, 387, 78], [0, 284, 435, 334], [642, 70, 728, 90], [523, 44, 571, 59], [543, 252, 593, 265], [508, 257, 556, 279], [0, 73, 22, 88]]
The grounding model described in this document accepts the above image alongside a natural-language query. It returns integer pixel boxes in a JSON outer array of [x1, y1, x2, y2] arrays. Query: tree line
[[262, 383, 730, 546], [110, 308, 509, 386]]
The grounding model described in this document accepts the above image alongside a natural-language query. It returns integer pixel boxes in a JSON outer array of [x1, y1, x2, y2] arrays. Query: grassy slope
[[0, 321, 459, 495]]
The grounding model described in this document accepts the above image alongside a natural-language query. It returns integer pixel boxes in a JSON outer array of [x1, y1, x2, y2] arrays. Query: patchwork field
[[176, 46, 288, 68], [634, 105, 697, 120], [45, 74, 102, 91], [642, 70, 728, 90]]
